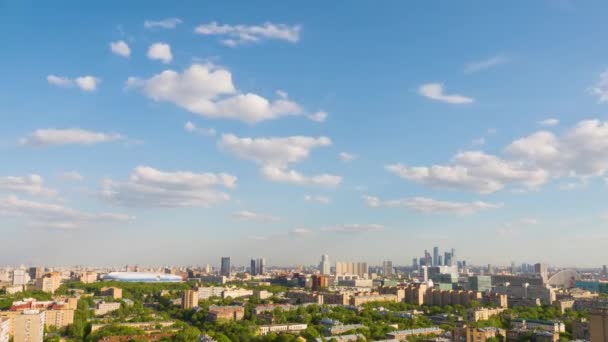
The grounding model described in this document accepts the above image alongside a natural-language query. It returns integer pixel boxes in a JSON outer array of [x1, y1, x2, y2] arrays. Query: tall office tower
[[510, 261, 517, 275], [319, 254, 331, 275], [412, 258, 418, 269], [444, 252, 452, 267], [451, 248, 456, 264], [12, 269, 27, 286], [438, 255, 443, 266], [382, 260, 393, 277], [220, 257, 231, 277], [258, 258, 265, 275], [590, 308, 608, 342], [181, 289, 199, 309], [534, 262, 548, 282], [602, 265, 607, 277], [433, 246, 439, 266], [14, 310, 45, 342], [487, 264, 493, 274], [250, 259, 258, 276]]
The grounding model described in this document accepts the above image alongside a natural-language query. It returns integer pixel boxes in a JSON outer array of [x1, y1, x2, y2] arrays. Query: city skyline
[[3, 1, 608, 266]]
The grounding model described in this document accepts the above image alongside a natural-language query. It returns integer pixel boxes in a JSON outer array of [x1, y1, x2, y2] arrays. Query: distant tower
[[382, 260, 393, 277], [250, 259, 257, 276], [319, 254, 331, 275], [433, 246, 439, 266], [534, 262, 548, 282], [220, 257, 231, 277], [412, 258, 418, 269]]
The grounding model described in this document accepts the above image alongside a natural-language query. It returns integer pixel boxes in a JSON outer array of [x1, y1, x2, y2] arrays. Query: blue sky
[[1, 0, 608, 267]]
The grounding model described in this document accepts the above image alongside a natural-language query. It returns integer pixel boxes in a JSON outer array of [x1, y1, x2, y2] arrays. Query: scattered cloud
[[20, 128, 123, 146], [388, 119, 608, 193], [194, 22, 301, 47], [0, 195, 131, 231], [590, 69, 608, 103], [363, 195, 501, 215], [184, 121, 216, 136], [47, 75, 100, 92], [218, 134, 341, 187], [0, 174, 56, 197], [290, 227, 313, 237], [232, 210, 279, 222], [304, 194, 330, 204], [147, 43, 173, 64], [144, 18, 182, 30], [538, 118, 560, 126], [464, 55, 508, 73], [321, 223, 384, 233], [109, 40, 131, 57], [59, 171, 84, 182], [339, 152, 358, 162], [127, 63, 321, 124], [101, 166, 236, 208], [418, 83, 473, 104], [308, 111, 328, 123], [471, 137, 486, 146]]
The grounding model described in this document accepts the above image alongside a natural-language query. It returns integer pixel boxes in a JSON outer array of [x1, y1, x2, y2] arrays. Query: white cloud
[[321, 224, 384, 233], [110, 40, 131, 57], [304, 194, 330, 204], [464, 55, 508, 73], [232, 210, 279, 222], [290, 227, 313, 237], [144, 18, 182, 30], [60, 171, 84, 182], [75, 76, 100, 92], [218, 134, 341, 187], [20, 128, 123, 146], [389, 119, 608, 194], [0, 195, 131, 231], [538, 118, 560, 126], [127, 63, 318, 124], [184, 121, 216, 136], [147, 43, 173, 64], [0, 174, 56, 197], [386, 151, 548, 194], [590, 69, 608, 103], [419, 83, 474, 104], [308, 111, 328, 123], [194, 22, 301, 47], [363, 195, 501, 215], [101, 166, 236, 208], [471, 137, 486, 146], [47, 75, 100, 92], [339, 152, 358, 162]]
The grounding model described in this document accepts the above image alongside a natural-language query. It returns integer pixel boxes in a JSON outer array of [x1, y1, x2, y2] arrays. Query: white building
[[259, 323, 308, 336], [94, 302, 121, 316], [11, 269, 28, 287], [197, 287, 225, 300], [319, 255, 331, 275]]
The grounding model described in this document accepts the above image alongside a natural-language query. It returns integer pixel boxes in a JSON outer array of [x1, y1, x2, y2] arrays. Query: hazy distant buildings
[[319, 254, 331, 275], [250, 258, 265, 276], [382, 261, 393, 277], [335, 262, 368, 278], [220, 257, 231, 277]]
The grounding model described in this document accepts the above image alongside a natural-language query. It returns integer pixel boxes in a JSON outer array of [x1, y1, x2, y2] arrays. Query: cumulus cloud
[[304, 194, 330, 204], [0, 174, 56, 197], [184, 121, 216, 136], [386, 151, 548, 194], [194, 22, 301, 47], [109, 40, 131, 57], [388, 119, 608, 193], [321, 224, 384, 233], [0, 195, 131, 231], [20, 128, 123, 146], [47, 75, 100, 92], [144, 18, 182, 30], [147, 43, 173, 64], [308, 111, 328, 123], [232, 210, 279, 222], [590, 69, 608, 103], [127, 63, 320, 124], [538, 118, 560, 126], [101, 166, 236, 208], [464, 55, 508, 73], [363, 195, 501, 215], [218, 134, 341, 187], [339, 152, 358, 162], [418, 83, 473, 104]]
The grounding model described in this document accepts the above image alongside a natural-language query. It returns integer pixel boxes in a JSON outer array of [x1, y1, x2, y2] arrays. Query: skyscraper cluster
[[250, 258, 265, 276], [419, 246, 457, 268]]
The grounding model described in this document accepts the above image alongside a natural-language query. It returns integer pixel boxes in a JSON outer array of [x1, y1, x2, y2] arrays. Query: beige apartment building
[[13, 310, 45, 342], [590, 307, 608, 342], [181, 289, 199, 309], [34, 273, 61, 294]]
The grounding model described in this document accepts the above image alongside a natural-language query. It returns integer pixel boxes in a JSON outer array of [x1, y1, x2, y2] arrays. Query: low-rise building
[[206, 305, 244, 322], [100, 287, 123, 299], [453, 326, 506, 342], [222, 288, 253, 299], [386, 327, 443, 340], [94, 301, 122, 316], [511, 318, 565, 333], [258, 323, 307, 336], [466, 307, 506, 322]]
